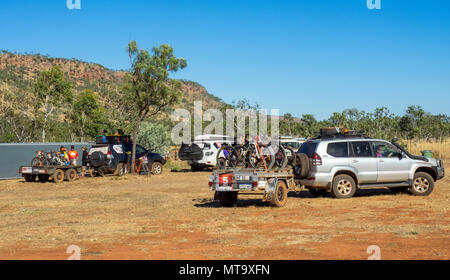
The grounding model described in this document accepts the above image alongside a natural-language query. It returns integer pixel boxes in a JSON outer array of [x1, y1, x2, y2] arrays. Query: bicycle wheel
[[232, 144, 248, 168], [285, 147, 297, 166], [273, 145, 288, 170], [248, 145, 275, 170], [31, 157, 42, 167], [217, 145, 239, 168]]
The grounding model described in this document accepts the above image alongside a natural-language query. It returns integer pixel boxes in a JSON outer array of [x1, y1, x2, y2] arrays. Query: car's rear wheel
[[410, 172, 434, 196], [114, 163, 127, 176], [331, 174, 356, 199], [151, 162, 163, 175]]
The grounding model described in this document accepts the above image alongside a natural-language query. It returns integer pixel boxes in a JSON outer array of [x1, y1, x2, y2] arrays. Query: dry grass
[[0, 163, 449, 260], [405, 139, 450, 160]]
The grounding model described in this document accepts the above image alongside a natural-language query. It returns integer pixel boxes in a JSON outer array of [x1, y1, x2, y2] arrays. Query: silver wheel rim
[[153, 164, 162, 174], [337, 179, 352, 195], [413, 177, 429, 193]]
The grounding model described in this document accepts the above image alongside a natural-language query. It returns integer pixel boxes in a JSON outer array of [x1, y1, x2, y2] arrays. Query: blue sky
[[1, 0, 449, 119]]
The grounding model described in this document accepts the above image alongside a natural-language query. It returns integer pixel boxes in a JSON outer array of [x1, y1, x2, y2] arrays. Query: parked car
[[131, 144, 166, 175], [178, 134, 234, 171], [294, 130, 445, 198], [88, 135, 166, 176], [280, 136, 306, 151], [88, 135, 131, 176], [280, 136, 306, 164]]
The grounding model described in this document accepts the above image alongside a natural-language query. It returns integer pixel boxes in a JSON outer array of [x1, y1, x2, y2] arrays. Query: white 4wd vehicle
[[295, 135, 445, 198], [178, 134, 233, 171]]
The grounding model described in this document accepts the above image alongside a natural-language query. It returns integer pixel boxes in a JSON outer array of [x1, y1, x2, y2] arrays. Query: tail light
[[107, 150, 112, 155], [312, 153, 322, 166]]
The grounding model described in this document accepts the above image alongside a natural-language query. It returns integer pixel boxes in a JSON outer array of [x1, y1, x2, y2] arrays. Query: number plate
[[239, 183, 252, 189], [21, 167, 32, 174]]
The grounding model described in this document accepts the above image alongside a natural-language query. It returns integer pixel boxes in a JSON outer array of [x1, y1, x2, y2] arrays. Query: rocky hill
[[0, 51, 228, 112]]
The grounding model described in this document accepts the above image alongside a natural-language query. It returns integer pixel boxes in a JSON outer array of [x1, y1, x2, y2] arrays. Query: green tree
[[70, 89, 106, 142], [34, 65, 73, 142], [280, 113, 297, 136], [137, 121, 172, 154], [123, 41, 187, 172], [300, 114, 319, 138], [0, 88, 36, 142]]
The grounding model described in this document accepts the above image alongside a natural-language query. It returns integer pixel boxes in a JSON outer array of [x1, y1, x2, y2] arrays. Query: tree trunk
[[42, 122, 46, 143], [131, 118, 142, 174]]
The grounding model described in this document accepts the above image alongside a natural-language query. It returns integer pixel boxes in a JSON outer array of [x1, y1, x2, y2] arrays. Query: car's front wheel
[[331, 174, 356, 199], [410, 172, 434, 196]]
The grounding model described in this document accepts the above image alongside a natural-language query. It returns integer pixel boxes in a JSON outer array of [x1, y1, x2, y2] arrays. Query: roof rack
[[313, 127, 372, 140]]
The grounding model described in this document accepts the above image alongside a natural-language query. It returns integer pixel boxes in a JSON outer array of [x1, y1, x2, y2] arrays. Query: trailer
[[209, 167, 298, 207], [19, 165, 82, 183]]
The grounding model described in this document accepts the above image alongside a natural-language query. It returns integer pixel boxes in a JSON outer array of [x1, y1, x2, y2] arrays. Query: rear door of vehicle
[[325, 142, 350, 171], [371, 141, 410, 183], [349, 141, 377, 184]]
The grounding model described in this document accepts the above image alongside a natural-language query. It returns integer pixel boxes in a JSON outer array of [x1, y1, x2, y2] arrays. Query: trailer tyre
[[38, 174, 50, 183], [65, 169, 77, 182], [269, 180, 288, 207], [24, 174, 36, 182], [217, 192, 238, 207], [53, 169, 65, 183]]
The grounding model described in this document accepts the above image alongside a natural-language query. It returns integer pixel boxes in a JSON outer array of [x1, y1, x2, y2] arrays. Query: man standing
[[68, 145, 79, 166], [81, 146, 88, 178]]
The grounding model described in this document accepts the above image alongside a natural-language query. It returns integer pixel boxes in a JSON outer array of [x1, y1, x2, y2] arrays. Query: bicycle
[[31, 150, 48, 166], [247, 136, 275, 170]]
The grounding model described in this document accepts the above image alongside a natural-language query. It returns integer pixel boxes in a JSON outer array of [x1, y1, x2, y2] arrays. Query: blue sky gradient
[[1, 0, 449, 119]]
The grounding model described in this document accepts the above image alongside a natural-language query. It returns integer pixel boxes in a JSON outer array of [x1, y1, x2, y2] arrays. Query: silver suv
[[295, 136, 445, 198]]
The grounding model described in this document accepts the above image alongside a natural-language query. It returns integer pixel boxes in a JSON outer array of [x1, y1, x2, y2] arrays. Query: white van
[[178, 134, 234, 171]]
